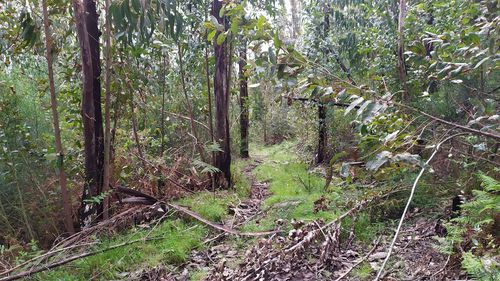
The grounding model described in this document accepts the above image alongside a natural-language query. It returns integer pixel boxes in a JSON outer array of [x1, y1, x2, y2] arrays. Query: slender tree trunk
[[102, 0, 112, 220], [130, 98, 145, 164], [238, 42, 249, 158], [204, 24, 216, 191], [177, 42, 207, 163], [315, 2, 332, 164], [205, 34, 215, 154], [42, 0, 75, 233], [160, 54, 167, 157], [73, 0, 104, 226], [212, 0, 231, 188], [316, 104, 327, 164], [397, 0, 409, 101]]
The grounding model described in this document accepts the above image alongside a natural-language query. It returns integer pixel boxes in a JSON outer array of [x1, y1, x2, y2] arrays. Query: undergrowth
[[33, 157, 254, 280], [242, 141, 383, 246]]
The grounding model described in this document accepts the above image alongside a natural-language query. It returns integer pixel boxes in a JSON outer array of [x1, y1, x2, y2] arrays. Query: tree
[[239, 41, 249, 158], [102, 0, 112, 220], [72, 0, 104, 226], [41, 0, 75, 234], [211, 0, 231, 187]]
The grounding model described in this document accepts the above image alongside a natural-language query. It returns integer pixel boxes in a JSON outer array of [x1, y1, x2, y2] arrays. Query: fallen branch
[[0, 242, 97, 277], [334, 236, 381, 281], [374, 133, 467, 281], [285, 188, 401, 253], [0, 237, 163, 281], [116, 186, 279, 237]]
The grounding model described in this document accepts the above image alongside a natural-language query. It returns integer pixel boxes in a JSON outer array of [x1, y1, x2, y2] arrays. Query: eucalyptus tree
[[211, 0, 231, 187], [72, 0, 105, 226], [41, 0, 75, 233]]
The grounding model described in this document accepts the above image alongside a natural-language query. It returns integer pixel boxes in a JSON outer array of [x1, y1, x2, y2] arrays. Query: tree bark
[[73, 0, 104, 227], [102, 0, 112, 220], [42, 0, 75, 234], [238, 42, 249, 158], [212, 0, 231, 188], [160, 54, 167, 157]]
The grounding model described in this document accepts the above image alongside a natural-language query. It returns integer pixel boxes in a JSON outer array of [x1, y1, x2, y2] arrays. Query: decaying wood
[[115, 186, 279, 237]]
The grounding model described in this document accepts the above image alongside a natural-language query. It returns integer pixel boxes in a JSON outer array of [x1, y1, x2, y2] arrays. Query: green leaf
[[366, 151, 392, 171], [257, 15, 266, 30], [273, 32, 282, 50], [216, 32, 226, 45], [208, 30, 217, 42]]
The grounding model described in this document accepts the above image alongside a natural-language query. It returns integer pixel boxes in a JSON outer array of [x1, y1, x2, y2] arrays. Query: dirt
[[145, 159, 461, 281], [175, 158, 272, 280]]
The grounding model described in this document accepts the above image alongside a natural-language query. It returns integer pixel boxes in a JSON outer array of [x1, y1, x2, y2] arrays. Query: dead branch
[[0, 237, 163, 281], [285, 188, 401, 253], [374, 133, 468, 281], [0, 242, 97, 277], [115, 186, 280, 237], [334, 236, 381, 281], [166, 112, 210, 132], [396, 103, 500, 141]]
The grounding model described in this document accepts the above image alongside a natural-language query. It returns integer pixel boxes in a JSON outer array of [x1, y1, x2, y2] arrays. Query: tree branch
[[395, 103, 500, 141]]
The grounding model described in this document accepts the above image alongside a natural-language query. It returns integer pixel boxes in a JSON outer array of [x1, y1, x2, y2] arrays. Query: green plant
[[441, 174, 499, 280]]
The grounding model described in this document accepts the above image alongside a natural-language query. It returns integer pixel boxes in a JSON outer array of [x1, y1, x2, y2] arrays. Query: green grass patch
[[232, 157, 253, 197], [353, 262, 373, 279], [33, 158, 260, 280], [177, 191, 238, 222], [38, 220, 206, 280], [242, 141, 343, 232]]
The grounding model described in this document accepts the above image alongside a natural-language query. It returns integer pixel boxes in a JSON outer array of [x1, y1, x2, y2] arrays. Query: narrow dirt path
[[168, 158, 271, 280]]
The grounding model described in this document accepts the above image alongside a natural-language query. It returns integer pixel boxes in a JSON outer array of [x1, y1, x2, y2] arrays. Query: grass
[[242, 141, 386, 247], [30, 156, 255, 280], [38, 220, 206, 280], [353, 262, 373, 279], [28, 141, 393, 280], [242, 141, 342, 232]]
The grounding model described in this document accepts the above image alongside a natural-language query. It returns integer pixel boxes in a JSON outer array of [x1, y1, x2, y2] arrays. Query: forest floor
[[22, 142, 460, 281]]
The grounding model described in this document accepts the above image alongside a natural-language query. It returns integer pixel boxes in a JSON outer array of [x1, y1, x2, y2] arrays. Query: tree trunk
[[212, 0, 231, 188], [102, 0, 112, 220], [397, 0, 409, 101], [160, 54, 167, 157], [316, 104, 327, 164], [42, 0, 75, 234], [238, 42, 249, 158], [177, 42, 207, 163], [73, 0, 104, 227]]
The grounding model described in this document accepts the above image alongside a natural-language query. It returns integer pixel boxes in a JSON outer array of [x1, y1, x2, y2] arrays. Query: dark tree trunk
[[73, 0, 104, 226], [316, 104, 327, 164], [239, 43, 249, 158], [212, 0, 231, 188]]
